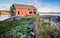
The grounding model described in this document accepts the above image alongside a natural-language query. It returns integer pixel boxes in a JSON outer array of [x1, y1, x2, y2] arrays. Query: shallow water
[[39, 14, 60, 16], [0, 15, 11, 21]]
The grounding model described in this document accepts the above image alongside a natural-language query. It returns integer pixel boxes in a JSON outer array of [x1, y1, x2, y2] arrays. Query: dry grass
[[33, 16, 60, 38]]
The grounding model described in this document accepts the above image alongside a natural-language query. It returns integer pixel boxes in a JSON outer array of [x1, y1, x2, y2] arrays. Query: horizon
[[0, 0, 60, 12]]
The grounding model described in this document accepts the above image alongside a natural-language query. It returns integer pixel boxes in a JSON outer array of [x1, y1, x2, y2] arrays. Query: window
[[28, 9, 30, 10], [29, 11, 32, 14], [18, 11, 20, 15], [34, 12, 36, 14]]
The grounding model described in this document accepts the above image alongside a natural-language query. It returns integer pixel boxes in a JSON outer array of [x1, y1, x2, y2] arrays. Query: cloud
[[0, 0, 60, 12], [10, 0, 14, 1], [25, 0, 51, 8], [29, 0, 60, 12], [0, 4, 10, 10]]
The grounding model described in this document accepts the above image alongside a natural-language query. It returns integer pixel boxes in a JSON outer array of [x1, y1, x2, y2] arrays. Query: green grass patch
[[0, 18, 33, 38]]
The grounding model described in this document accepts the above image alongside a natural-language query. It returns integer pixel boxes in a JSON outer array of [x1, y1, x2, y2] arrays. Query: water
[[39, 14, 60, 16], [0, 15, 11, 21]]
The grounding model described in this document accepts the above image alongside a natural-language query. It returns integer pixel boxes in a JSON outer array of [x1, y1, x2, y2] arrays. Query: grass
[[34, 16, 60, 38], [1, 15, 60, 38], [0, 10, 9, 12], [0, 18, 33, 38]]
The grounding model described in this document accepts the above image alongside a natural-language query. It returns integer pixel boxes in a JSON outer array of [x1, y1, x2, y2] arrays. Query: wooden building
[[10, 4, 37, 17]]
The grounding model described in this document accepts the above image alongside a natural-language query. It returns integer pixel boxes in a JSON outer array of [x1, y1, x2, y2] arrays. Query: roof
[[12, 4, 37, 9]]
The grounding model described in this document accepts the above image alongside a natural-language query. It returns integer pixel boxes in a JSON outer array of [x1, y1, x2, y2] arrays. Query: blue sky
[[0, 0, 60, 12]]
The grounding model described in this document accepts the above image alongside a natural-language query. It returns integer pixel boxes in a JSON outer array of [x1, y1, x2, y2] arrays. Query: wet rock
[[28, 24, 35, 31], [14, 16, 22, 20], [27, 35, 32, 38], [30, 32, 35, 36], [27, 23, 35, 38], [27, 32, 35, 38], [27, 35, 34, 38]]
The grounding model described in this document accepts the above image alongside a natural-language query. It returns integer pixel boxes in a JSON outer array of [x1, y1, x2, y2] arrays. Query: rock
[[30, 32, 35, 36], [27, 36, 33, 38], [27, 32, 35, 38], [28, 24, 35, 31], [14, 16, 22, 20]]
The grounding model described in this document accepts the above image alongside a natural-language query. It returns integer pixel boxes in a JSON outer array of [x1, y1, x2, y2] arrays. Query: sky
[[0, 0, 60, 12]]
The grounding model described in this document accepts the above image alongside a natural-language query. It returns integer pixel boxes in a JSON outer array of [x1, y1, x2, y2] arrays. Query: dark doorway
[[29, 11, 32, 14], [18, 11, 20, 15], [34, 12, 36, 14]]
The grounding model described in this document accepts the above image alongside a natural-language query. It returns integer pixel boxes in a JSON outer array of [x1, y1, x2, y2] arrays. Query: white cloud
[[0, 0, 60, 12], [27, 0, 60, 12], [0, 4, 10, 10], [38, 7, 60, 12]]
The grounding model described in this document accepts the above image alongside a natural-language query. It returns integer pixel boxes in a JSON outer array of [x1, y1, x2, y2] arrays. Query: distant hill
[[0, 10, 9, 13], [36, 12, 57, 14], [0, 10, 10, 15]]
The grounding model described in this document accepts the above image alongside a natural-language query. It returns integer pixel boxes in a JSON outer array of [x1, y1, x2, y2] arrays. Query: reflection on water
[[0, 15, 11, 21]]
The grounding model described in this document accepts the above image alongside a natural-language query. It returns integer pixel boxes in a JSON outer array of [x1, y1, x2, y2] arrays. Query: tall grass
[[34, 16, 60, 38]]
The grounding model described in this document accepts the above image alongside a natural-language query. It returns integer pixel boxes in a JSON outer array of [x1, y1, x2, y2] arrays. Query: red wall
[[15, 8, 34, 17]]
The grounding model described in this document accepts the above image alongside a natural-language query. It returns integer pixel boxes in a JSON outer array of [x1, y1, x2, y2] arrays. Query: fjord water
[[0, 15, 10, 21]]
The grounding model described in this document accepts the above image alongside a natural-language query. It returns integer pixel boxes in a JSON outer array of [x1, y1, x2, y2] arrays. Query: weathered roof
[[12, 4, 36, 9]]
